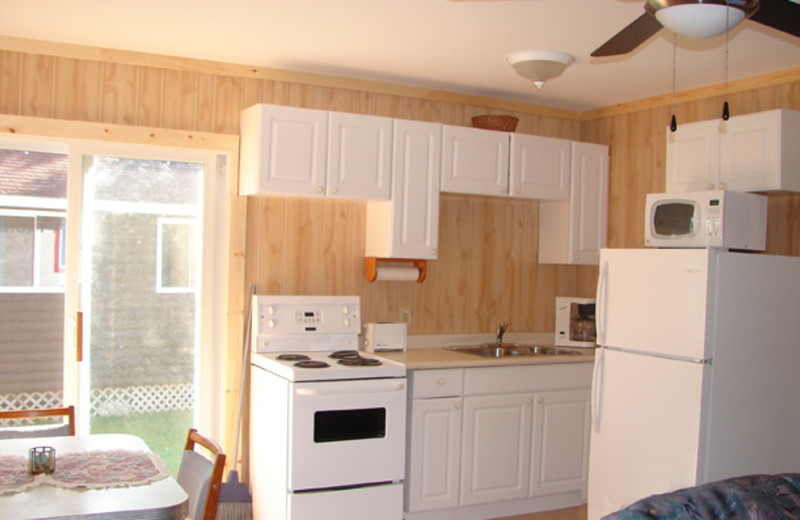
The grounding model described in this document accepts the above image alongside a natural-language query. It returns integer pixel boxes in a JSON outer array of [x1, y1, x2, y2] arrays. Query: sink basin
[[443, 344, 580, 358]]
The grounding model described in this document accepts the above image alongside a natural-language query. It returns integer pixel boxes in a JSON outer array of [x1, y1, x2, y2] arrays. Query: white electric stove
[[249, 295, 406, 520]]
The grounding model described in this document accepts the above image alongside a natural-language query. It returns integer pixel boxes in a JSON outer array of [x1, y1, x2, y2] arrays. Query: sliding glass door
[[0, 139, 227, 475]]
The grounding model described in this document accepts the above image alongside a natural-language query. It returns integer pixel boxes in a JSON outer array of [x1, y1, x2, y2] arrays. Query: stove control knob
[[343, 318, 351, 327], [341, 305, 349, 314], [266, 305, 275, 315], [267, 319, 276, 329]]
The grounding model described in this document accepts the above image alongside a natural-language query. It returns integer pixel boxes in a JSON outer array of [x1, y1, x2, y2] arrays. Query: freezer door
[[596, 248, 712, 360], [588, 348, 707, 520]]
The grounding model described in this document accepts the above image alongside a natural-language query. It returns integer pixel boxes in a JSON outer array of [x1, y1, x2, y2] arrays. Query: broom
[[216, 285, 255, 520]]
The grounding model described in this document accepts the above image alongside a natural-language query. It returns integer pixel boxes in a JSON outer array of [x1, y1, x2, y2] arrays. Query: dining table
[[0, 433, 188, 520]]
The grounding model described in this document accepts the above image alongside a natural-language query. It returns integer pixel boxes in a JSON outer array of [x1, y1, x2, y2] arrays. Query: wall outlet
[[400, 306, 411, 326]]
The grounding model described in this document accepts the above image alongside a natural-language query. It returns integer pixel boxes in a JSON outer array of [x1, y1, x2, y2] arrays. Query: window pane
[[0, 147, 67, 414], [0, 216, 34, 287]]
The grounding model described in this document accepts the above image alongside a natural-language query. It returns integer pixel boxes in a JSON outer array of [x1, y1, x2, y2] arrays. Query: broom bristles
[[217, 469, 252, 519]]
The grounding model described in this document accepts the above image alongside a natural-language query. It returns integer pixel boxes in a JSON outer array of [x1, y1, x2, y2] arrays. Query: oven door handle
[[295, 380, 406, 396]]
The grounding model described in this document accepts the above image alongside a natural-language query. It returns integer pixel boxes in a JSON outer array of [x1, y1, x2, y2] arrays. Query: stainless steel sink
[[443, 344, 580, 358]]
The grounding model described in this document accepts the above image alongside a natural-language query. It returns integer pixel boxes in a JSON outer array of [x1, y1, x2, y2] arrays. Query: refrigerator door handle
[[595, 259, 609, 345], [591, 346, 605, 432]]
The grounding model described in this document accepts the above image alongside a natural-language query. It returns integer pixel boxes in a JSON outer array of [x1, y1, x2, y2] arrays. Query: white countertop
[[375, 333, 595, 370]]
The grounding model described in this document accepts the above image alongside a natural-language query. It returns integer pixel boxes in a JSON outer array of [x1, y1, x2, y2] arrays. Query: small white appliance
[[588, 248, 800, 520], [249, 295, 407, 520], [363, 322, 407, 352], [644, 190, 767, 250], [555, 297, 596, 347]]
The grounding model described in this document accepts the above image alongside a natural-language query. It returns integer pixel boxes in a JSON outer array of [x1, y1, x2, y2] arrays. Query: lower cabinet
[[405, 364, 592, 519], [461, 393, 532, 506]]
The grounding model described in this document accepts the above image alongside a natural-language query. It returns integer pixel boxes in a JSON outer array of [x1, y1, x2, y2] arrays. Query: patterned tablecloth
[[0, 449, 170, 495]]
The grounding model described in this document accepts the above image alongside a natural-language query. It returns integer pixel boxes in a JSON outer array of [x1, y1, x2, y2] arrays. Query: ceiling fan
[[450, 0, 800, 57], [591, 0, 800, 57]]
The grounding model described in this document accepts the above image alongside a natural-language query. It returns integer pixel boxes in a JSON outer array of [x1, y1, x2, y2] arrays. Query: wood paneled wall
[[3, 39, 800, 473]]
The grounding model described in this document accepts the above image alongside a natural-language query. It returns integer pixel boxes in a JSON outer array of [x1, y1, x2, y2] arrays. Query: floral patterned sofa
[[603, 474, 800, 520]]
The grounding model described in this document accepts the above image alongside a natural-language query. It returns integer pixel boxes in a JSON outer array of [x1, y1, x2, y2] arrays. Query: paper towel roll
[[373, 265, 421, 281]]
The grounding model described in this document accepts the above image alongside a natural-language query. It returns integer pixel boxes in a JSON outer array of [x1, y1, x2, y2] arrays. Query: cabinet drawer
[[410, 369, 464, 398]]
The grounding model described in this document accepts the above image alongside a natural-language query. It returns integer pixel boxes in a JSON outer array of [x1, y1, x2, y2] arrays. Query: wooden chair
[[0, 406, 75, 439], [177, 428, 226, 520]]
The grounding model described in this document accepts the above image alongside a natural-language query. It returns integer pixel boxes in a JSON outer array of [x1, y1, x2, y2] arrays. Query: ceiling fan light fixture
[[507, 50, 574, 90], [655, 4, 745, 38]]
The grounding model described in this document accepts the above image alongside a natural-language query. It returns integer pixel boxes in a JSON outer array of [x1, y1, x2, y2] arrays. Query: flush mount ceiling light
[[646, 0, 759, 39], [507, 50, 575, 90]]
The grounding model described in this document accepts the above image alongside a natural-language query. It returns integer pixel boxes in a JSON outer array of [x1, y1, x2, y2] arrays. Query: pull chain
[[722, 0, 731, 120], [670, 33, 677, 132]]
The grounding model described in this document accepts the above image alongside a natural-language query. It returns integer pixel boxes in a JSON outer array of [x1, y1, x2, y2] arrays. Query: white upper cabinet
[[538, 142, 609, 265], [441, 125, 509, 196], [239, 104, 328, 197], [239, 104, 392, 200], [327, 111, 393, 200], [666, 109, 800, 193], [441, 125, 571, 200], [365, 119, 442, 260], [510, 134, 571, 200]]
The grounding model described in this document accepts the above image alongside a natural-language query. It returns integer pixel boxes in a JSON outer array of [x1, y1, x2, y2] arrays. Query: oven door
[[288, 377, 406, 491]]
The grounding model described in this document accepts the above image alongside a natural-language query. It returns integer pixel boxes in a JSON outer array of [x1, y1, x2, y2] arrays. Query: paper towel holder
[[365, 257, 427, 283]]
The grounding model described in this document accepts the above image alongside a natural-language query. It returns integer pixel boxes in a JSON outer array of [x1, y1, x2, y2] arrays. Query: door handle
[[595, 259, 609, 345], [76, 311, 83, 362], [591, 347, 605, 432]]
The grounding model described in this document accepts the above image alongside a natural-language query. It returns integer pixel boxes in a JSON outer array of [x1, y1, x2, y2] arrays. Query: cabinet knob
[[330, 187, 338, 194], [431, 249, 437, 256], [437, 378, 445, 386], [707, 183, 715, 190], [538, 397, 545, 404], [719, 182, 726, 190], [527, 398, 533, 405], [455, 402, 462, 409], [316, 185, 324, 193], [515, 187, 521, 194], [501, 186, 507, 194], [573, 255, 579, 261]]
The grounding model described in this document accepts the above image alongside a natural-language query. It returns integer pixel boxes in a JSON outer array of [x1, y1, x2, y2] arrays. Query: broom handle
[[232, 284, 255, 470]]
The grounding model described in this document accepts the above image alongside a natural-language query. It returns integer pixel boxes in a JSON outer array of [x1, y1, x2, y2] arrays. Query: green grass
[[90, 410, 193, 477]]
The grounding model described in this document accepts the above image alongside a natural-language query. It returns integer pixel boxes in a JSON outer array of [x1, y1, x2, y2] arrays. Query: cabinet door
[[569, 142, 608, 265], [365, 119, 441, 259], [665, 119, 720, 192], [327, 112, 392, 200], [239, 104, 328, 197], [405, 397, 463, 513], [721, 110, 779, 192], [530, 389, 591, 498], [460, 393, 532, 506], [510, 134, 570, 200], [441, 125, 509, 196]]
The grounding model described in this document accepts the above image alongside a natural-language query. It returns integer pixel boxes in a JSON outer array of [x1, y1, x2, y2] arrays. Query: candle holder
[[28, 446, 56, 475]]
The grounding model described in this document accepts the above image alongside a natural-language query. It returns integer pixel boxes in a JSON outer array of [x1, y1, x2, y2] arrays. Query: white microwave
[[644, 190, 767, 250]]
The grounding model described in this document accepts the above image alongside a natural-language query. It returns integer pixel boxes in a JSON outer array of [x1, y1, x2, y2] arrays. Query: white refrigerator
[[588, 248, 800, 520]]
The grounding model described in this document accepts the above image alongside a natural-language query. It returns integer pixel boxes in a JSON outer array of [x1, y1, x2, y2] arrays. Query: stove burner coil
[[294, 360, 330, 369], [328, 350, 360, 360], [276, 354, 311, 361], [337, 357, 383, 367]]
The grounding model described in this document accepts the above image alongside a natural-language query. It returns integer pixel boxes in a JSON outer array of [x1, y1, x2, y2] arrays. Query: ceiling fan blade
[[591, 12, 663, 57], [748, 0, 800, 38]]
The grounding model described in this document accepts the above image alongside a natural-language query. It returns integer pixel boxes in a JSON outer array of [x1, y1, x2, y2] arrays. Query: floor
[[495, 504, 587, 520]]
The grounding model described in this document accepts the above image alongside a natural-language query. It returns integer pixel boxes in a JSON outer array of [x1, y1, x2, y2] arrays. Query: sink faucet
[[496, 322, 511, 346]]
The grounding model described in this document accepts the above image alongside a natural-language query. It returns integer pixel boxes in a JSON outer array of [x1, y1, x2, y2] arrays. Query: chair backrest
[[0, 406, 75, 439], [177, 428, 226, 520]]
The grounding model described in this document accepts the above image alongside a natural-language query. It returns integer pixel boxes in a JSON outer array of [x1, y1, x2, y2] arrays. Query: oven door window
[[314, 408, 386, 443]]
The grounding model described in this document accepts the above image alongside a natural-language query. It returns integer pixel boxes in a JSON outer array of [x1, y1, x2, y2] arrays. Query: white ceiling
[[2, 0, 799, 111]]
